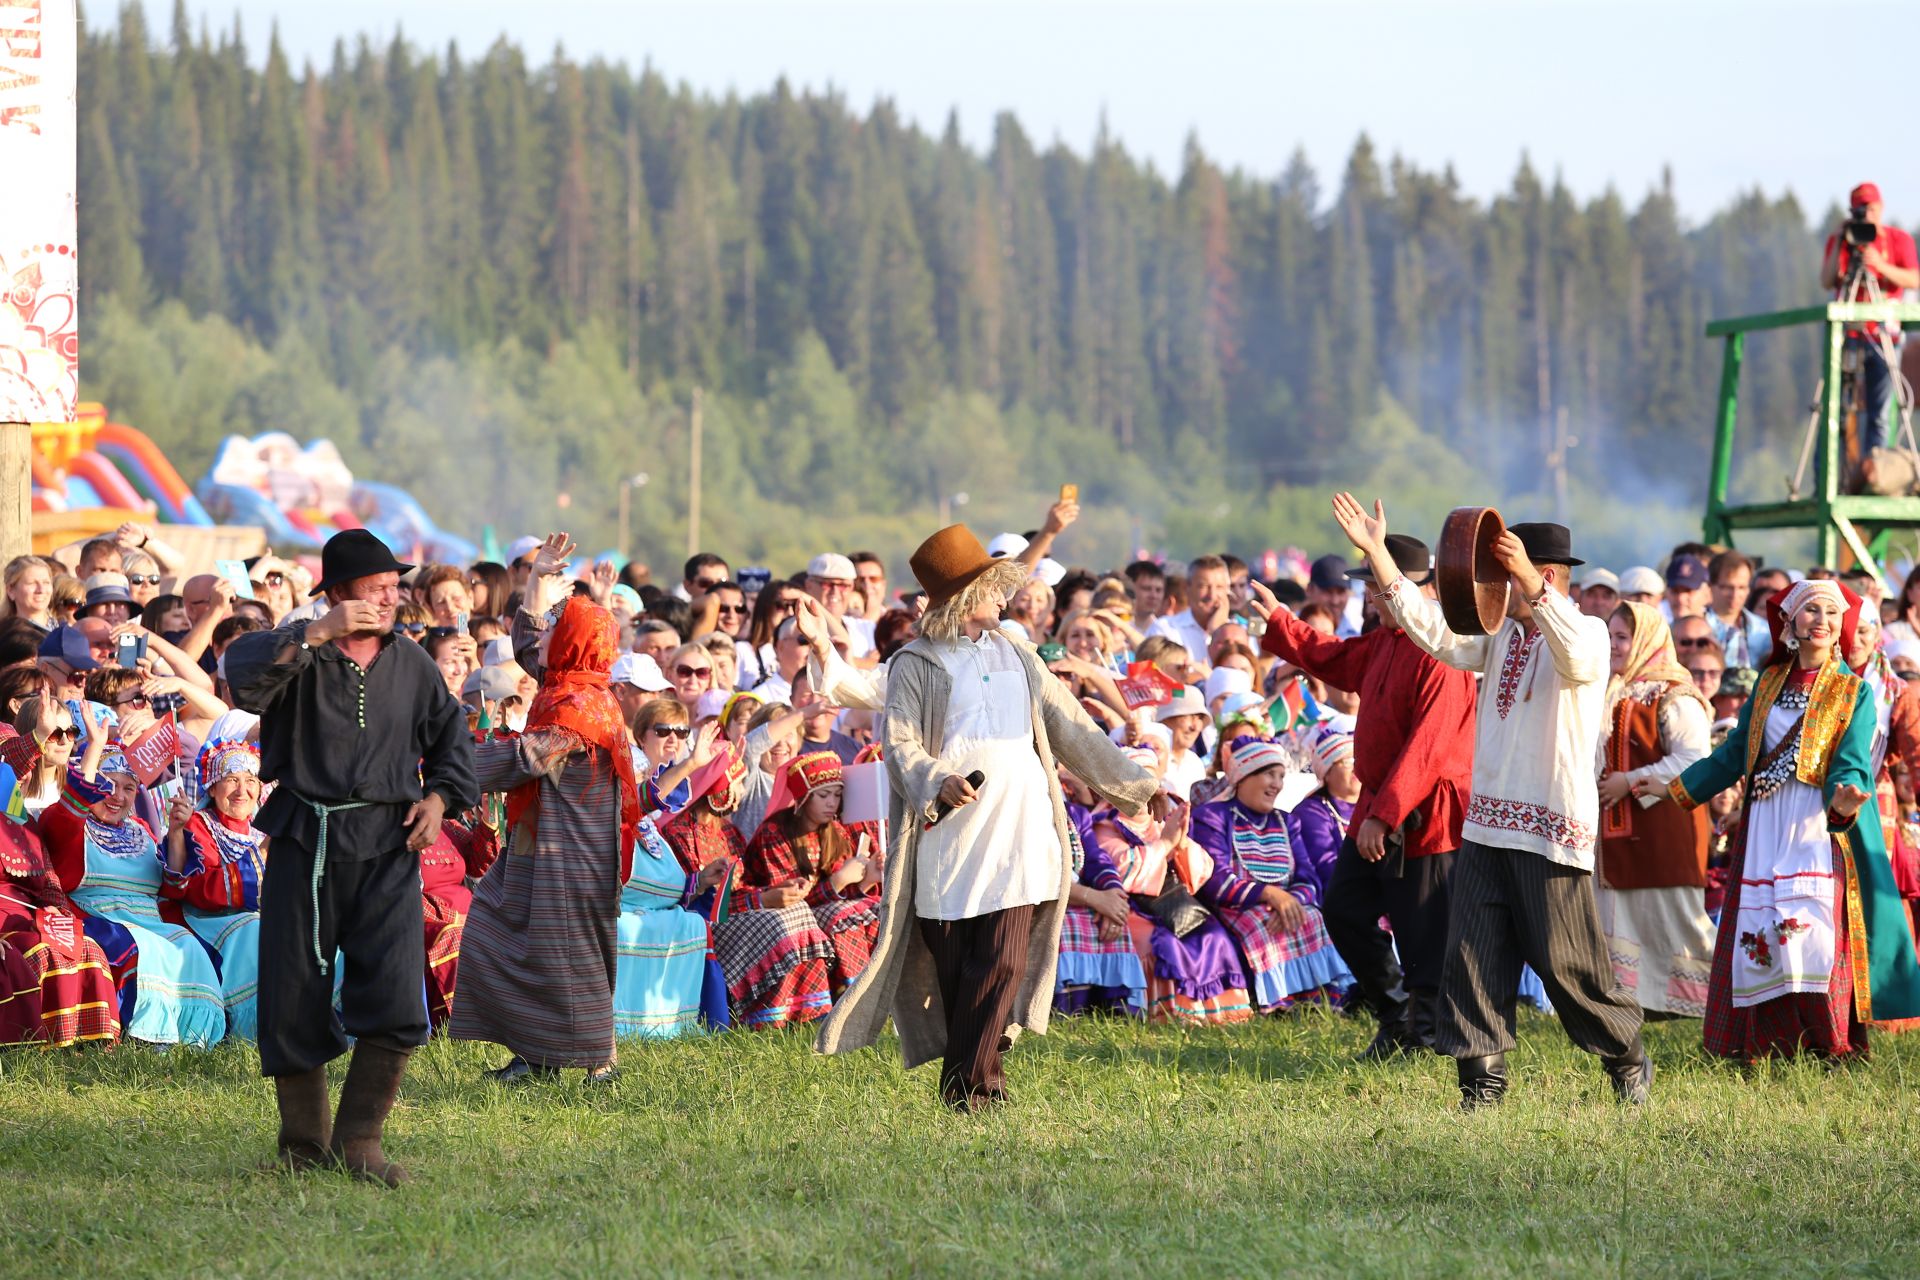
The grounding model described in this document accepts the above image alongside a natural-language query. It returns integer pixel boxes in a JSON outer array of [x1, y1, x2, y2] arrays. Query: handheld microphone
[[927, 769, 986, 829]]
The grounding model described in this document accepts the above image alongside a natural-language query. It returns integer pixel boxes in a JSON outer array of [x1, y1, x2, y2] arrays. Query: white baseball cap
[[1618, 566, 1664, 597], [507, 536, 543, 565], [1155, 687, 1208, 722], [986, 533, 1029, 559], [806, 553, 856, 582], [1032, 557, 1066, 588], [1580, 568, 1620, 592], [610, 653, 671, 692]]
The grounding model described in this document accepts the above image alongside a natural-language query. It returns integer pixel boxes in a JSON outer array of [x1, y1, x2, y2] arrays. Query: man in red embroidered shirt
[[1254, 533, 1475, 1060], [1819, 181, 1920, 460]]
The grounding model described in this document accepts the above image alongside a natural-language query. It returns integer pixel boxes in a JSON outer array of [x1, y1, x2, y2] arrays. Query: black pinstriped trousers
[[1433, 840, 1643, 1060], [918, 904, 1035, 1104]]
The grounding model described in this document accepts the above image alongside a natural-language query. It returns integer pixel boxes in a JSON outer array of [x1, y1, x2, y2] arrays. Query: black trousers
[[917, 904, 1035, 1103], [258, 838, 429, 1077], [1433, 840, 1642, 1061], [1321, 834, 1453, 1034]]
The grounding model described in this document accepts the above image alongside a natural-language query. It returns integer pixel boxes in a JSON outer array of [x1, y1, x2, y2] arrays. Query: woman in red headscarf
[[742, 751, 884, 994], [452, 595, 727, 1081], [1651, 580, 1920, 1060]]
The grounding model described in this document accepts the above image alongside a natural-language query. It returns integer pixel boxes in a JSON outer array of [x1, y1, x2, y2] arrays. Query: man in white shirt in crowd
[[1145, 555, 1234, 668], [806, 553, 877, 662], [1335, 492, 1648, 1111]]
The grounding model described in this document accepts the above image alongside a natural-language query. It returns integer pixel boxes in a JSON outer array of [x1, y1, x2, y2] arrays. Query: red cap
[[1850, 182, 1882, 208]]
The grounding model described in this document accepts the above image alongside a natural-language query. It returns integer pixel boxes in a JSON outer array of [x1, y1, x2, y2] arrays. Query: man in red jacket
[[1256, 533, 1476, 1059]]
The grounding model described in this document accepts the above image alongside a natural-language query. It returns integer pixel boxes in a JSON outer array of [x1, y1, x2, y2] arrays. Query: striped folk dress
[[450, 733, 624, 1068]]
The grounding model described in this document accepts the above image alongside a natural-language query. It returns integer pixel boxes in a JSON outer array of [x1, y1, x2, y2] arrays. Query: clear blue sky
[[144, 0, 1905, 222]]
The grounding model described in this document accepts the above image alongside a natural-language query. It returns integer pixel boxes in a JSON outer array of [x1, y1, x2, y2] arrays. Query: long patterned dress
[[159, 810, 267, 1042], [1189, 797, 1353, 1011], [663, 805, 834, 1029], [417, 824, 487, 1029], [1672, 660, 1920, 1058], [741, 814, 884, 995], [612, 817, 710, 1038], [0, 817, 119, 1047], [1052, 805, 1148, 1016], [41, 771, 225, 1047]]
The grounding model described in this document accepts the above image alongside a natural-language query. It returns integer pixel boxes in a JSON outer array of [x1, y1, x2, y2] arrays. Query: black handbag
[[1143, 881, 1210, 938]]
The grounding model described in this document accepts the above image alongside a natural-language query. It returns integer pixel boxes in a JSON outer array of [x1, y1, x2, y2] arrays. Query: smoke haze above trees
[[78, 7, 1848, 569]]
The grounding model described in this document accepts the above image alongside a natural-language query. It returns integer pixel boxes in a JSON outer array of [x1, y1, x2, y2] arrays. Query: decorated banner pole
[[0, 1, 79, 562]]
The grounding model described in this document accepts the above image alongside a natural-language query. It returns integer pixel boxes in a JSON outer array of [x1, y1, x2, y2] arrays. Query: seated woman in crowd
[[1081, 756, 1252, 1024], [741, 752, 882, 996], [159, 717, 267, 1042], [729, 697, 799, 838], [1189, 737, 1353, 1012], [1189, 694, 1269, 808], [8, 694, 78, 817], [1282, 722, 1359, 891], [662, 752, 835, 1030], [418, 816, 500, 1030], [0, 809, 121, 1047], [40, 705, 225, 1046], [1053, 769, 1147, 1017]]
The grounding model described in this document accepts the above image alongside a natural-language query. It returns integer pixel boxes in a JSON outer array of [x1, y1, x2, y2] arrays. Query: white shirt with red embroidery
[[1380, 578, 1610, 870]]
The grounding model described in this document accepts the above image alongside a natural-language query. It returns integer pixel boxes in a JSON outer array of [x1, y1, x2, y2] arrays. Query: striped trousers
[[1434, 840, 1643, 1060]]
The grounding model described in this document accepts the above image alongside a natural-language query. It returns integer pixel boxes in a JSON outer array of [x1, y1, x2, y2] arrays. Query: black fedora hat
[[1347, 534, 1434, 585], [1507, 522, 1585, 568], [310, 529, 414, 596]]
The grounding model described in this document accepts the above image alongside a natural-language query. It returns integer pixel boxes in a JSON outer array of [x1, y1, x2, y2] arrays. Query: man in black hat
[[1334, 494, 1648, 1109], [1306, 553, 1360, 636], [1252, 533, 1478, 1059], [225, 530, 478, 1184]]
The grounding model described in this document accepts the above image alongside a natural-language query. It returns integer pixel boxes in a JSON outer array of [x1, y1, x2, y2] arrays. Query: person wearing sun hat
[[1336, 492, 1649, 1110], [224, 526, 480, 1186], [813, 524, 1168, 1111], [1252, 524, 1477, 1061]]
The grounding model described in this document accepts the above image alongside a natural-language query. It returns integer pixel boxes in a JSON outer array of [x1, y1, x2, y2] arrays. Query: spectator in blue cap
[[1662, 554, 1710, 623]]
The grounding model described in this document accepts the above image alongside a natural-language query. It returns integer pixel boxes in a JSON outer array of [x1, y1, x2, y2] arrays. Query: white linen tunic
[[1731, 699, 1838, 1006], [914, 631, 1063, 920]]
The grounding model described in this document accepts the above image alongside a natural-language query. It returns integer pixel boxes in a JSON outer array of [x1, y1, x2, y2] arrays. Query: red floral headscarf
[[506, 596, 639, 868]]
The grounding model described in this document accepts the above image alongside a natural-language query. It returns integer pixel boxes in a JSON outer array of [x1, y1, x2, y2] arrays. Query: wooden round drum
[[1437, 506, 1508, 635]]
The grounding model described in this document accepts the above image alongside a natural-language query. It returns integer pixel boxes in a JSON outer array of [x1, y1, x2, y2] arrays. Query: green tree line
[[75, 4, 1855, 570]]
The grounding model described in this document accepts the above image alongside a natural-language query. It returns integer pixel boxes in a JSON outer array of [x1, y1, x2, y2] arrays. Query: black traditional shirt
[[225, 620, 479, 860]]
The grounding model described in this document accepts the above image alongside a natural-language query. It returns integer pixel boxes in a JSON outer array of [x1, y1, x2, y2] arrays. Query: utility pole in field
[[686, 387, 703, 557]]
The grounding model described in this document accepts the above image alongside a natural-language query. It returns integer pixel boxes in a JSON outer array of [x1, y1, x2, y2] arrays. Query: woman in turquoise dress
[[40, 703, 225, 1048], [613, 813, 714, 1038]]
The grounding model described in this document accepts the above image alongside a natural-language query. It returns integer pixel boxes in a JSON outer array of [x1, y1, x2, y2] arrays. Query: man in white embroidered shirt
[[1333, 493, 1648, 1110]]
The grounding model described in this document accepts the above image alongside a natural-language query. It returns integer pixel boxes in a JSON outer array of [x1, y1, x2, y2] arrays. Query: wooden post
[[0, 423, 32, 562], [686, 387, 703, 558], [617, 478, 631, 564]]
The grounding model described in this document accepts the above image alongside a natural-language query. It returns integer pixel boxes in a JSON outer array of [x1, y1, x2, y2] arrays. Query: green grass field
[[6, 1009, 1920, 1278]]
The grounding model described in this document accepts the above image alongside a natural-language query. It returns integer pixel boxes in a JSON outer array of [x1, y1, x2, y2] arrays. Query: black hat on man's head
[[310, 529, 414, 597], [1347, 534, 1433, 585], [1508, 522, 1585, 567], [1308, 554, 1351, 591]]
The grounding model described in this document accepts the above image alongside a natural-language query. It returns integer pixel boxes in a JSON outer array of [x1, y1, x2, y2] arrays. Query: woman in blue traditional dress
[[160, 712, 266, 1041], [614, 808, 718, 1039], [40, 702, 225, 1047], [1189, 736, 1353, 1011]]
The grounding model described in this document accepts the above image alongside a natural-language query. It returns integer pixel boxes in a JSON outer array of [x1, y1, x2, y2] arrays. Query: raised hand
[[530, 533, 577, 581], [1042, 498, 1081, 537], [1245, 578, 1283, 620], [309, 598, 384, 644], [1331, 493, 1388, 556], [1490, 529, 1544, 600]]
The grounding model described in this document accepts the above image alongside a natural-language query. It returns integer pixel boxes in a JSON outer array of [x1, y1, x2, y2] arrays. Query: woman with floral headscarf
[[1593, 601, 1714, 1018], [159, 710, 268, 1041], [453, 596, 726, 1081], [39, 702, 225, 1046], [742, 751, 884, 995], [1651, 579, 1920, 1059]]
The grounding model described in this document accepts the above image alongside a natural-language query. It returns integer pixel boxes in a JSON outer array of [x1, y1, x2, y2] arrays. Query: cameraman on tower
[[1820, 181, 1919, 458]]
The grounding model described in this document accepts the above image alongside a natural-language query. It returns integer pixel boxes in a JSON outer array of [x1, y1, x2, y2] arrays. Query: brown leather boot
[[327, 1043, 413, 1187], [272, 1068, 333, 1172]]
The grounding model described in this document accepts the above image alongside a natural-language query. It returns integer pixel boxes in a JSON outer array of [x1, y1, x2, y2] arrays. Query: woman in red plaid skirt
[[1650, 580, 1920, 1060]]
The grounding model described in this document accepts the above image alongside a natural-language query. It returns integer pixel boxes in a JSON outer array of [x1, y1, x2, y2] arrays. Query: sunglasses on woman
[[125, 574, 162, 587], [40, 725, 76, 744], [257, 572, 286, 588], [675, 664, 713, 680], [114, 693, 150, 710], [400, 623, 428, 637], [650, 724, 692, 739]]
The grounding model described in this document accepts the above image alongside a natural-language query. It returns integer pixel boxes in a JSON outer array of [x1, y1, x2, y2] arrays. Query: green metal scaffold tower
[[1703, 299, 1920, 590]]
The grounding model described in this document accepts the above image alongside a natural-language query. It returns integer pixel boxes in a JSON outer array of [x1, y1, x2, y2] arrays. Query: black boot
[[328, 1043, 414, 1187], [271, 1068, 332, 1172], [1602, 1039, 1654, 1105], [1456, 1053, 1509, 1111], [1409, 991, 1441, 1052], [1355, 1004, 1418, 1063]]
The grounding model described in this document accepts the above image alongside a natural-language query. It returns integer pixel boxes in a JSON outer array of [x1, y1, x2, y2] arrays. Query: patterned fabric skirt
[[421, 888, 468, 1030], [0, 885, 117, 1048], [70, 891, 224, 1047], [1704, 840, 1865, 1061], [1053, 905, 1147, 1016], [813, 896, 881, 995], [1596, 884, 1713, 1017], [1130, 912, 1253, 1024], [1215, 900, 1354, 1012], [613, 892, 708, 1039], [712, 904, 834, 1030], [177, 905, 261, 1042]]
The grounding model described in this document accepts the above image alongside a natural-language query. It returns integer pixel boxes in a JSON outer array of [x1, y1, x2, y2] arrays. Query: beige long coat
[[812, 634, 1157, 1069]]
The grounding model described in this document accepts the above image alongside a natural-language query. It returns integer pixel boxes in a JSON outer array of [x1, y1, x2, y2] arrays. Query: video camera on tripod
[[1844, 204, 1880, 250]]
